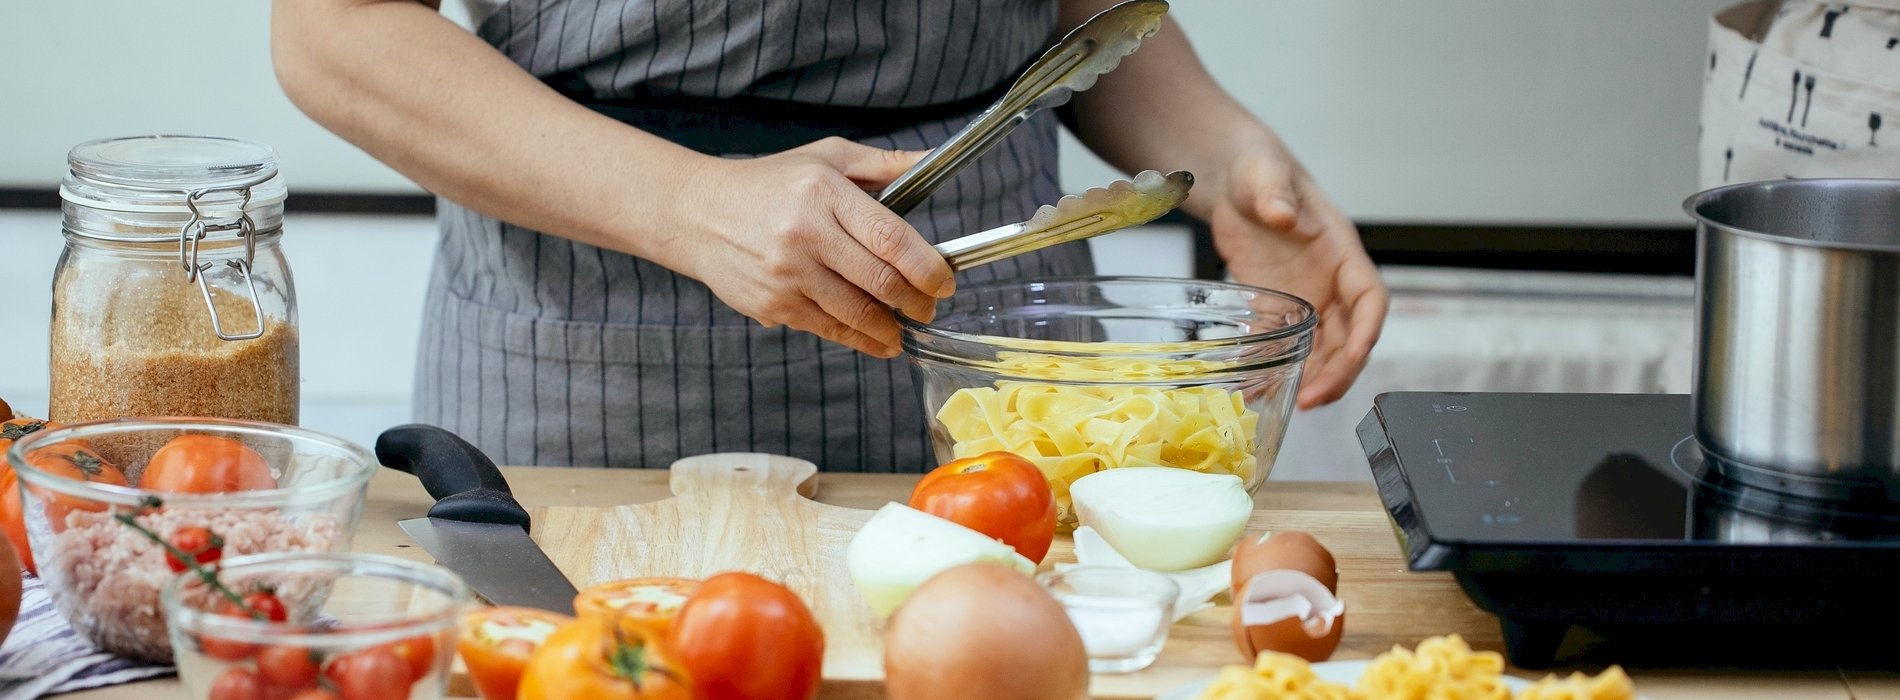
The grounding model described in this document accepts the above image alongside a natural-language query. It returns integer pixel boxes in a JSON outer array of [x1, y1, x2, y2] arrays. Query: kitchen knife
[[376, 424, 579, 614]]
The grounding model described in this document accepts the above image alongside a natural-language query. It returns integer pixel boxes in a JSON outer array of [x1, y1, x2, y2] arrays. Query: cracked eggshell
[[1231, 569, 1346, 663], [1230, 530, 1338, 593]]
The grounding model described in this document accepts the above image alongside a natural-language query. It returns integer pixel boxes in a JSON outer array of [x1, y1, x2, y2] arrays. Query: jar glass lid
[[61, 135, 286, 213]]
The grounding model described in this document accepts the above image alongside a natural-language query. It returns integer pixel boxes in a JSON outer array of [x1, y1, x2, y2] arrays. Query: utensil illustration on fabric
[[1820, 6, 1848, 38], [1739, 50, 1757, 99], [1789, 70, 1802, 123], [1725, 148, 1735, 181], [1874, 113, 1884, 146], [1802, 74, 1816, 127]]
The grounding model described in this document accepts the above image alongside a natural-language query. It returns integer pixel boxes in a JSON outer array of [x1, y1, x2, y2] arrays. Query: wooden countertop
[[68, 468, 1895, 700]]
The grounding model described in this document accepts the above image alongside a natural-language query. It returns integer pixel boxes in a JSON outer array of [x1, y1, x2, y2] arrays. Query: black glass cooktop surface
[[1358, 392, 1900, 669]]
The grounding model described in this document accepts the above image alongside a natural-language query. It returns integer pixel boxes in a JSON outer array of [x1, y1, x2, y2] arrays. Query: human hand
[[1206, 137, 1389, 409], [669, 137, 955, 358]]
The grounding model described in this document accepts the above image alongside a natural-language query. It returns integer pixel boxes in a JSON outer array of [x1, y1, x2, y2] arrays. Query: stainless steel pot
[[1686, 179, 1900, 501]]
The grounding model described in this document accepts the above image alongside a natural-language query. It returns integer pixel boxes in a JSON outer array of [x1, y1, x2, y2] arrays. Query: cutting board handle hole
[[736, 467, 750, 472]]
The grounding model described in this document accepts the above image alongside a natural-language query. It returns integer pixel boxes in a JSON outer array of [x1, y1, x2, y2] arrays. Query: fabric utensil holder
[[1699, 0, 1900, 187]]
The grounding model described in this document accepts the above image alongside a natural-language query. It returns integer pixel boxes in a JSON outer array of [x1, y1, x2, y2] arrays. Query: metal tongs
[[935, 170, 1193, 271], [878, 0, 1170, 216]]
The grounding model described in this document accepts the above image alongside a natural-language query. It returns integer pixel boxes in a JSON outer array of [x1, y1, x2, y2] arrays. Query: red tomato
[[196, 591, 287, 661], [198, 634, 256, 662], [908, 451, 1058, 563], [0, 469, 31, 575], [208, 668, 265, 700], [283, 691, 340, 700], [165, 525, 223, 573], [256, 645, 320, 690], [324, 647, 414, 700], [242, 590, 290, 623], [140, 435, 277, 493], [0, 533, 19, 649], [517, 615, 694, 700], [21, 441, 127, 533], [0, 418, 62, 575], [380, 634, 437, 683], [670, 572, 824, 700]]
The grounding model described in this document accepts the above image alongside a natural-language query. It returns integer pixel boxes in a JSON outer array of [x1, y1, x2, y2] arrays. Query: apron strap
[[543, 59, 1030, 155]]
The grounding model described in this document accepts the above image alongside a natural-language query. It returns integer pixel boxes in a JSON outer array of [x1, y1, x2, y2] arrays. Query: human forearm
[[268, 0, 705, 261], [270, 0, 958, 358]]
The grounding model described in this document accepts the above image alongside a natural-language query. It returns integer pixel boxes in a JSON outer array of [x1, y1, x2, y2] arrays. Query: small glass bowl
[[9, 417, 377, 662], [901, 276, 1315, 531], [1037, 566, 1180, 673], [162, 552, 471, 700]]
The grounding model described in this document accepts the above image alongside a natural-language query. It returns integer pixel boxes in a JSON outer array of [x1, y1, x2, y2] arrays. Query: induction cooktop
[[1358, 392, 1900, 669]]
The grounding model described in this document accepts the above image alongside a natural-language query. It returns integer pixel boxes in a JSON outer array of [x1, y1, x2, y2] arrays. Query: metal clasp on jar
[[178, 172, 272, 341]]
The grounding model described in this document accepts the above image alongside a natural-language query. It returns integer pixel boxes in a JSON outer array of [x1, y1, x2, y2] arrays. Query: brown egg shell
[[1231, 531, 1339, 593], [1231, 605, 1345, 663]]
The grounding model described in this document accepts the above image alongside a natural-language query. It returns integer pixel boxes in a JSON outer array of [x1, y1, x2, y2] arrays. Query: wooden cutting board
[[524, 453, 1331, 699], [532, 452, 888, 689]]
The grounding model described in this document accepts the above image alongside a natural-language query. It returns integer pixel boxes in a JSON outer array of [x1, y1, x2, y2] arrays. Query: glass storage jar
[[51, 135, 299, 426]]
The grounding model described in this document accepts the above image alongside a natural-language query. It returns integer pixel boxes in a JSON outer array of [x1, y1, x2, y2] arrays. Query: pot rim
[[1682, 178, 1900, 254]]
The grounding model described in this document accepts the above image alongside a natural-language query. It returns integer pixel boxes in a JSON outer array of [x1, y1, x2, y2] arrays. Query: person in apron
[[1701, 0, 1900, 185], [269, 0, 1389, 472]]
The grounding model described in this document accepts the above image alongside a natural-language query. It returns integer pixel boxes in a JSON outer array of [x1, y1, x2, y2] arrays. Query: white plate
[[1153, 660, 1537, 700]]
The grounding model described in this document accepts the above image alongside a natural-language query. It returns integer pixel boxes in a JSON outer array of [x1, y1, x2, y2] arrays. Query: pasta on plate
[[1189, 635, 1636, 700], [935, 352, 1262, 521]]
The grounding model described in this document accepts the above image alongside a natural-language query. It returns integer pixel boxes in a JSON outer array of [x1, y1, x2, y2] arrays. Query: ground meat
[[40, 507, 339, 663]]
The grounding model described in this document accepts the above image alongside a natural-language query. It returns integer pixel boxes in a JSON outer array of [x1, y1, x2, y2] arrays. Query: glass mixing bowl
[[901, 276, 1316, 529], [8, 417, 377, 662], [163, 552, 470, 700]]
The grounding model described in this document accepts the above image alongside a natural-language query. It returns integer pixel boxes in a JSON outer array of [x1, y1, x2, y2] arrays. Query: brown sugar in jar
[[51, 136, 300, 428]]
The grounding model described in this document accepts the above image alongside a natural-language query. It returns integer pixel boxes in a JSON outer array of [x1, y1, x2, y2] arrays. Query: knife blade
[[376, 424, 579, 615]]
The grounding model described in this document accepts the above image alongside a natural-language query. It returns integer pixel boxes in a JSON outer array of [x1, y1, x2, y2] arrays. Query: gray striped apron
[[413, 0, 1095, 472]]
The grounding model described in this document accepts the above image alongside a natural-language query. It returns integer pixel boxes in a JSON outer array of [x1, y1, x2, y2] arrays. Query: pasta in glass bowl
[[900, 276, 1315, 530]]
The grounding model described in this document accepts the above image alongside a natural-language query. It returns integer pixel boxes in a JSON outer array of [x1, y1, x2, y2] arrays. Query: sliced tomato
[[456, 606, 573, 700], [573, 577, 699, 638]]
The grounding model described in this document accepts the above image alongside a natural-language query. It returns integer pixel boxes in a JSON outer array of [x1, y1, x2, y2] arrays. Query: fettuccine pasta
[[1192, 635, 1635, 700], [1353, 634, 1512, 700], [1195, 651, 1351, 700], [1516, 668, 1636, 700], [934, 352, 1260, 521]]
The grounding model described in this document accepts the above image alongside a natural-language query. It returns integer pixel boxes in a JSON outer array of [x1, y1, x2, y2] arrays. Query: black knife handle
[[375, 424, 532, 531]]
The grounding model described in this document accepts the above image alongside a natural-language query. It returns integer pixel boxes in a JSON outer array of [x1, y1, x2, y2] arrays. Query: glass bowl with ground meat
[[7, 417, 377, 663]]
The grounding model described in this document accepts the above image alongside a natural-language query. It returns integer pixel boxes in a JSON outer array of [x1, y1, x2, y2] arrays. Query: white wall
[[0, 1, 1723, 474], [1, 0, 1732, 224]]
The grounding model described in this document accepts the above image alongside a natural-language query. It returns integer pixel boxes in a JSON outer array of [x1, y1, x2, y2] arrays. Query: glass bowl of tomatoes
[[161, 552, 471, 700], [6, 417, 379, 662]]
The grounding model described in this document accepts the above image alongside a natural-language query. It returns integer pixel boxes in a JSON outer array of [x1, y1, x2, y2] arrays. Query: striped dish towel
[[0, 574, 172, 699]]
